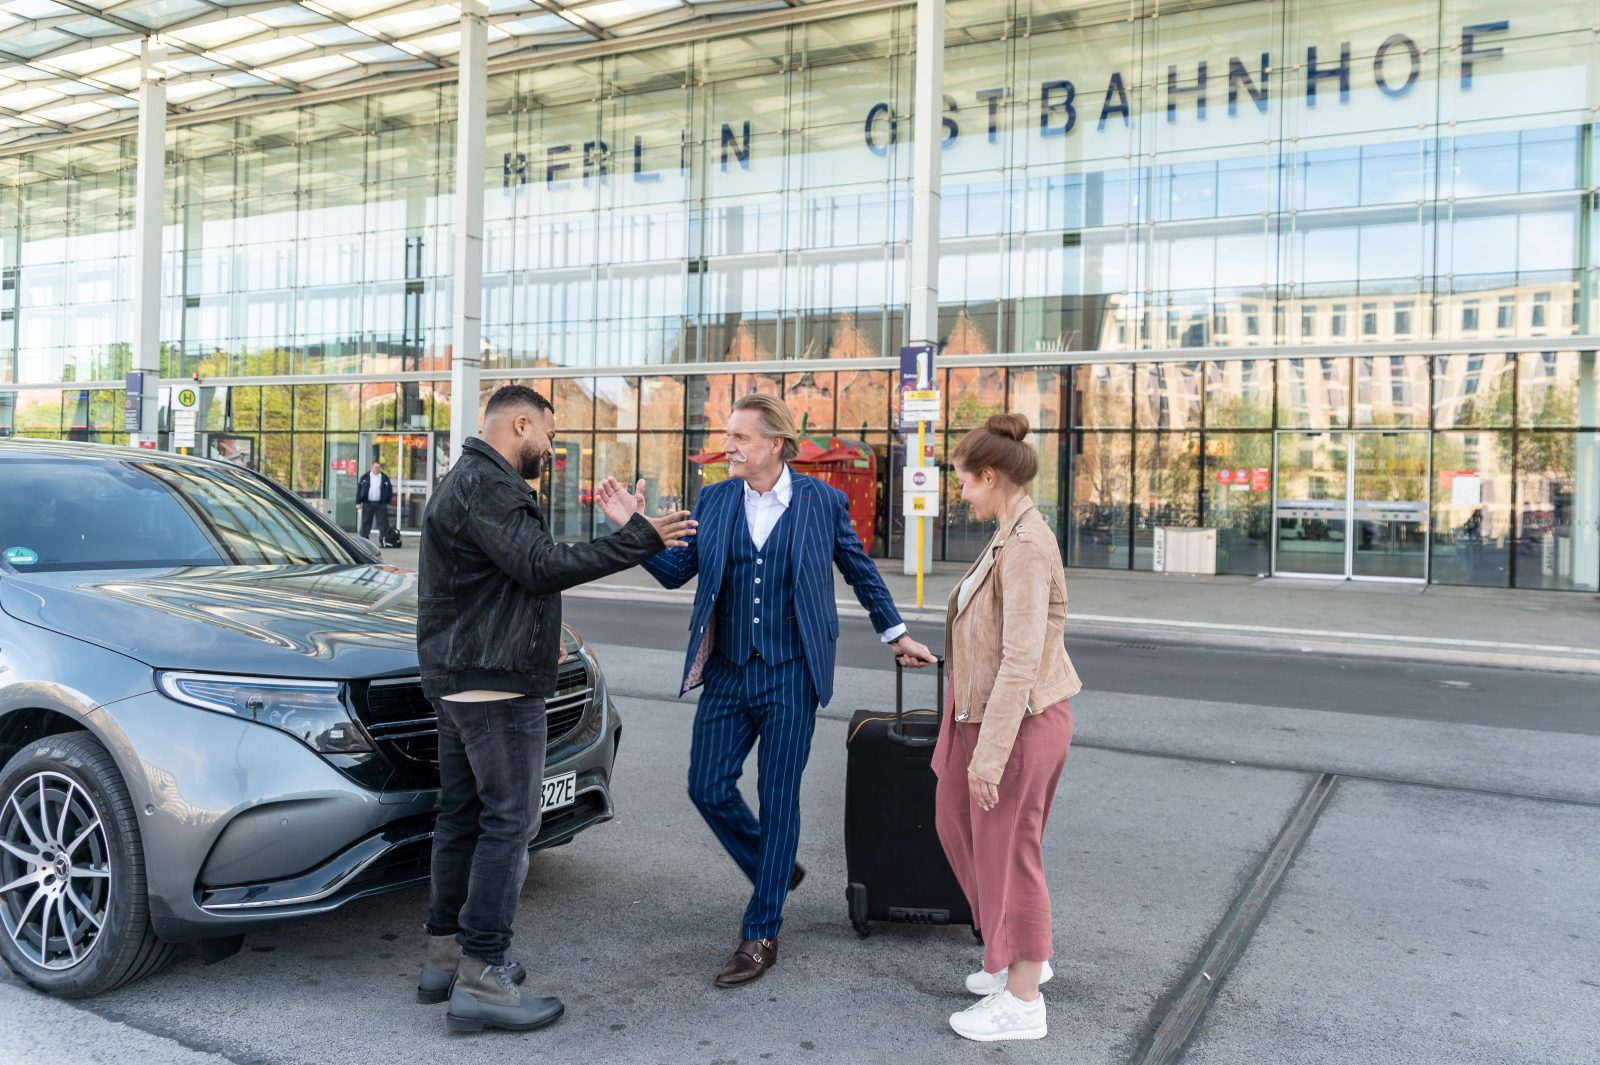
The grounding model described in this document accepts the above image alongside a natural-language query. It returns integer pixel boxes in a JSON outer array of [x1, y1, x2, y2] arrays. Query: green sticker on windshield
[[3, 547, 38, 566]]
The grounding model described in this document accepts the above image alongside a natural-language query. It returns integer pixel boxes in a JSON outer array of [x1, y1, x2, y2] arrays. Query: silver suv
[[0, 440, 621, 998]]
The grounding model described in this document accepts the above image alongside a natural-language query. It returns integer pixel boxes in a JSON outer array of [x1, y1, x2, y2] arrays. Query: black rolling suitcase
[[844, 659, 976, 938]]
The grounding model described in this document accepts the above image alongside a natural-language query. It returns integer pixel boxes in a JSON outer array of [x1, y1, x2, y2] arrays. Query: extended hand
[[646, 509, 697, 548], [892, 635, 937, 668], [595, 477, 646, 527], [969, 773, 999, 812]]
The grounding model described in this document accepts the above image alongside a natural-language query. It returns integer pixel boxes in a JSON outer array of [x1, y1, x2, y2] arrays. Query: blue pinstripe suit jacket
[[641, 470, 902, 707]]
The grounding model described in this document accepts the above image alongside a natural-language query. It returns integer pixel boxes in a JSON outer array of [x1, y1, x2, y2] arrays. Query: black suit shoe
[[789, 862, 805, 892]]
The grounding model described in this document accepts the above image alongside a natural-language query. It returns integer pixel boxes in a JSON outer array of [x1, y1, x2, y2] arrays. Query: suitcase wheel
[[846, 882, 870, 939]]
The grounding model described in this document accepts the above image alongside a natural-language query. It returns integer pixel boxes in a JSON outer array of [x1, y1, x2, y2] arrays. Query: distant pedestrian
[[357, 460, 394, 544], [415, 384, 696, 1033], [933, 413, 1083, 1043]]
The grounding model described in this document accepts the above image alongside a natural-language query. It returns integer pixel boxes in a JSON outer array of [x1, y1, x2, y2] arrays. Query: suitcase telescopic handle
[[893, 655, 945, 746]]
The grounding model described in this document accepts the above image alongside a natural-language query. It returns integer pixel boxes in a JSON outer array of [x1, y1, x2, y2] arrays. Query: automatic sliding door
[[1352, 432, 1428, 581], [1275, 432, 1350, 577]]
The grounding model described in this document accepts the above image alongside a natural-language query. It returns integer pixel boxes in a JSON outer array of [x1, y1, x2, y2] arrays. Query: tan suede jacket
[[943, 498, 1082, 785]]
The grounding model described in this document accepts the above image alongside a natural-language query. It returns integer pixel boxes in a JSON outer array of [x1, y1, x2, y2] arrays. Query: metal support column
[[902, 0, 943, 576], [128, 40, 166, 449], [449, 0, 487, 468]]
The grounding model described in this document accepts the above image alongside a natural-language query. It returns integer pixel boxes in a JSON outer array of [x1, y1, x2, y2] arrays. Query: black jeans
[[425, 696, 546, 966], [359, 502, 391, 540]]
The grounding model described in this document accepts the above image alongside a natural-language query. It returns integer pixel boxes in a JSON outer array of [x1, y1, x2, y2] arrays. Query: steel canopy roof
[[0, 0, 826, 147]]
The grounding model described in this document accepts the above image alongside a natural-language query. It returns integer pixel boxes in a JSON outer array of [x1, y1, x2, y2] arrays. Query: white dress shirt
[[367, 474, 383, 502], [743, 465, 905, 644]]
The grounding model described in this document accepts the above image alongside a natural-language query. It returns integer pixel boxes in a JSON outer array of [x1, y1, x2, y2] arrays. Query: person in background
[[933, 412, 1083, 1043], [357, 460, 395, 544]]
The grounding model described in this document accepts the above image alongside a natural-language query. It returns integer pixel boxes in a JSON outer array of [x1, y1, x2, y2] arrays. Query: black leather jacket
[[417, 437, 661, 699]]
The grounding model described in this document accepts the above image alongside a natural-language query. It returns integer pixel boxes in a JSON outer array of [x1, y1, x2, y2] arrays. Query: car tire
[[0, 731, 175, 998]]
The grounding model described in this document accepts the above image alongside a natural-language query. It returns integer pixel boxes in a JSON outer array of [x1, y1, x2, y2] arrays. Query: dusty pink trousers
[[933, 687, 1073, 974]]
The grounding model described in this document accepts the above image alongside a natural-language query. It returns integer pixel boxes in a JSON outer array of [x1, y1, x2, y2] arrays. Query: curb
[[564, 583, 1600, 675]]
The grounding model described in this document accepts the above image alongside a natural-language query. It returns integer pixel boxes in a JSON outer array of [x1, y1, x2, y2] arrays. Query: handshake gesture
[[594, 477, 698, 549]]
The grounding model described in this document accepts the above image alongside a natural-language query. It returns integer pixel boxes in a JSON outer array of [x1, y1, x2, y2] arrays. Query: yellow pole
[[916, 419, 926, 608]]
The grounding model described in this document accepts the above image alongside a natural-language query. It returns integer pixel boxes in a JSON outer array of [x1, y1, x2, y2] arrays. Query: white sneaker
[[966, 959, 1054, 995], [949, 989, 1047, 1042]]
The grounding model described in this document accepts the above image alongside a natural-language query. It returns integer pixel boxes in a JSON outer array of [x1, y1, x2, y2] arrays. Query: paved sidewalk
[[376, 540, 1600, 673]]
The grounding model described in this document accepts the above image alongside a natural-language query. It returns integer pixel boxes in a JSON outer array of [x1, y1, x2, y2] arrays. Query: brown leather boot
[[715, 938, 778, 988]]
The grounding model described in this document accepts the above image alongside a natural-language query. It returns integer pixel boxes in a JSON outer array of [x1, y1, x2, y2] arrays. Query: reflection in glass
[[1203, 433, 1274, 575], [1071, 364, 1134, 429], [1133, 432, 1200, 571], [1353, 355, 1430, 428], [1351, 432, 1429, 580], [1275, 432, 1349, 577], [1205, 360, 1274, 428], [1136, 362, 1201, 430], [1068, 431, 1131, 569], [1277, 358, 1349, 430], [1517, 351, 1597, 428], [1433, 353, 1515, 428], [1514, 431, 1599, 591], [1430, 431, 1512, 587]]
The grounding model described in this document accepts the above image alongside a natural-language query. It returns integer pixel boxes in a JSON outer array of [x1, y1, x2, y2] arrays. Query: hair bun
[[986, 413, 1030, 441]]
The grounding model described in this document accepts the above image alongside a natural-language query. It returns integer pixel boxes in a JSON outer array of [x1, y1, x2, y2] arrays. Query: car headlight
[[157, 672, 373, 754]]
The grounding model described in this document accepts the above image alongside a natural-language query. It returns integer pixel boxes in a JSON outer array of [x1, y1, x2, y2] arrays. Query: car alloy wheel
[[0, 771, 112, 970]]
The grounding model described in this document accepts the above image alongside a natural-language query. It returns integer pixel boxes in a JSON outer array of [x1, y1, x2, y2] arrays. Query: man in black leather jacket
[[414, 384, 694, 1034]]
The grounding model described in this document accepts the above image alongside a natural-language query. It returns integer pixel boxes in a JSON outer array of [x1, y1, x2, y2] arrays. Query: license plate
[[540, 772, 576, 813]]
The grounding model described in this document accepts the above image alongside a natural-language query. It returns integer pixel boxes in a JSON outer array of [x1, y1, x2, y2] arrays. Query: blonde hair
[[732, 393, 802, 462]]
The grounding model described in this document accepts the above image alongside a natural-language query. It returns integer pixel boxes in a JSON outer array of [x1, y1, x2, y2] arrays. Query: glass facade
[[1, 0, 1597, 591]]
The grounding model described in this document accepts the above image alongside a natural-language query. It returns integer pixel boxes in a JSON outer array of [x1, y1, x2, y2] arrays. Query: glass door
[[1352, 432, 1429, 581], [1274, 432, 1351, 577], [1274, 431, 1430, 581], [361, 432, 433, 535]]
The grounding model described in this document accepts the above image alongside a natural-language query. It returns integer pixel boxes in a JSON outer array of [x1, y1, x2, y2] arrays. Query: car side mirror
[[352, 536, 382, 563]]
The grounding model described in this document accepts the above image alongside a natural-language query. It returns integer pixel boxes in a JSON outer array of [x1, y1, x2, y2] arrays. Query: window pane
[[1008, 369, 1064, 431], [593, 432, 638, 537], [638, 433, 686, 514], [1205, 359, 1274, 428], [1136, 362, 1201, 430], [1071, 364, 1134, 429], [838, 369, 891, 432], [594, 376, 639, 431], [1134, 432, 1200, 571], [1277, 357, 1349, 430], [1434, 353, 1515, 429], [640, 375, 686, 431], [1353, 355, 1429, 428], [1067, 431, 1131, 569], [785, 371, 834, 433], [1513, 430, 1598, 591], [1517, 351, 1598, 428], [946, 367, 1006, 430], [1202, 432, 1274, 576], [1430, 431, 1512, 588]]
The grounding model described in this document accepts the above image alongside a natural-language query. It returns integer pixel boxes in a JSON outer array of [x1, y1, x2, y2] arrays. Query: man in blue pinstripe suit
[[596, 393, 936, 988]]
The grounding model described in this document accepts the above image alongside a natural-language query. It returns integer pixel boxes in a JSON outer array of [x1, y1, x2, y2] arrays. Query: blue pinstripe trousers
[[689, 651, 818, 941]]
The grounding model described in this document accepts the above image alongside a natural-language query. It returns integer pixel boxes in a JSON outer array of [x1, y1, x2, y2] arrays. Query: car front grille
[[355, 658, 593, 770]]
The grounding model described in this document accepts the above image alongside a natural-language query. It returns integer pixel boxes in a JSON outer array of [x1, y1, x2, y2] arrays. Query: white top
[[367, 474, 383, 502], [957, 531, 1000, 613]]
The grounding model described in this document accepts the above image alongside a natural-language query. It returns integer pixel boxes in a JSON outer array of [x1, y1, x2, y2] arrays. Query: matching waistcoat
[[714, 500, 803, 666]]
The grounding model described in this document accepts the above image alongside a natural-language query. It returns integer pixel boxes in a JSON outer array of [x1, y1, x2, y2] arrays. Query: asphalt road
[[563, 596, 1600, 736], [3, 616, 1597, 1065]]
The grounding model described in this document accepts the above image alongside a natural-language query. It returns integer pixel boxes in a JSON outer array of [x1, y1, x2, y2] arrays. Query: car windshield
[[0, 453, 358, 571]]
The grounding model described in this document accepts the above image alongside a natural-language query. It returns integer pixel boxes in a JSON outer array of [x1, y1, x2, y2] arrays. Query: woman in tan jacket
[[932, 413, 1082, 1043]]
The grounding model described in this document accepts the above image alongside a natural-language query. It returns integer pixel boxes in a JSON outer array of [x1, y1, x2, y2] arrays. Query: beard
[[518, 440, 545, 480]]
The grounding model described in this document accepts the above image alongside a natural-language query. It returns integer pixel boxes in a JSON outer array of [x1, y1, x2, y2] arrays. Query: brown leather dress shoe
[[714, 938, 778, 988]]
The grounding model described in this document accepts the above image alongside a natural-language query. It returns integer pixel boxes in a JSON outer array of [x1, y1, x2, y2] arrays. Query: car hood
[[0, 564, 424, 680]]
